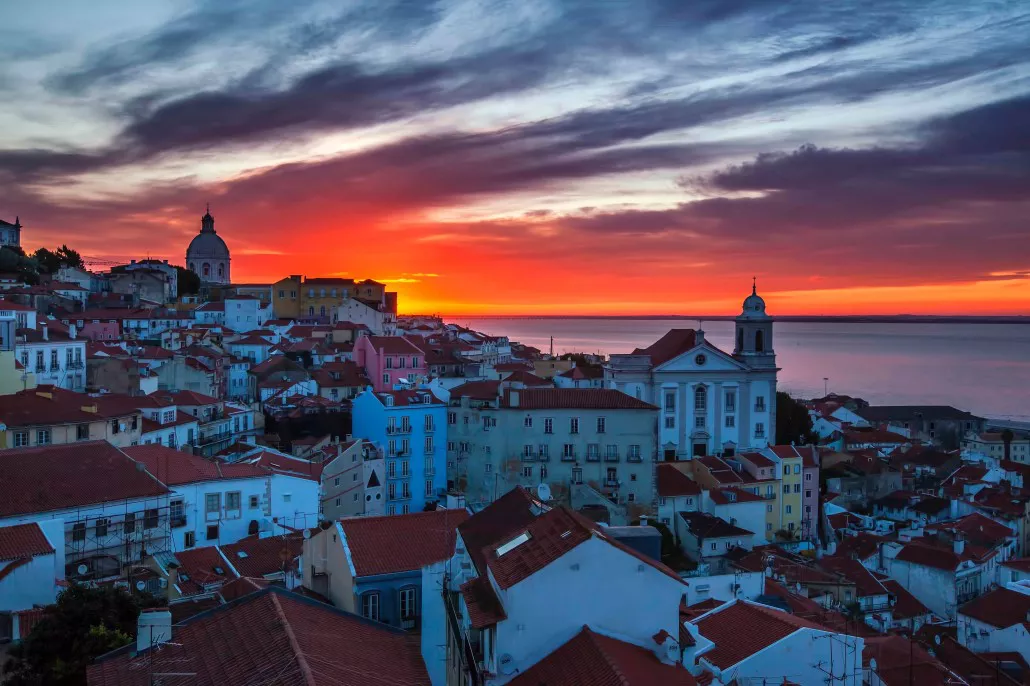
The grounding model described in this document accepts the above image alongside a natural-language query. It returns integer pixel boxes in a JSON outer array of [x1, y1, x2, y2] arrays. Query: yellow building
[[271, 276, 387, 322], [770, 446, 804, 539]]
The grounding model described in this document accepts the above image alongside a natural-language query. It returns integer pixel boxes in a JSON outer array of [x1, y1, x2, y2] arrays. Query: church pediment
[[654, 342, 748, 372]]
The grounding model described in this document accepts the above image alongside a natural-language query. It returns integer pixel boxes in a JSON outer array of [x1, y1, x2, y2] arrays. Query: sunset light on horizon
[[2, 0, 1028, 317]]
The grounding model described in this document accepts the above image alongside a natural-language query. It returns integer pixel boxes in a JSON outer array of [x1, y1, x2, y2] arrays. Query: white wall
[[683, 570, 764, 606], [168, 477, 270, 551], [491, 536, 684, 683], [421, 560, 448, 686], [268, 473, 321, 532], [710, 499, 767, 546], [0, 520, 64, 612], [958, 613, 1030, 664], [226, 298, 261, 333], [726, 627, 864, 685]]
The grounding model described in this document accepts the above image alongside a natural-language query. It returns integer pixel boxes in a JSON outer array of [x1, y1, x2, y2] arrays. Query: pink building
[[354, 335, 425, 392], [803, 447, 821, 540], [79, 321, 120, 340]]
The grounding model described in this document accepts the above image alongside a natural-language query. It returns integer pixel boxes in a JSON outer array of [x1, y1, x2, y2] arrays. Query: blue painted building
[[351, 388, 447, 514]]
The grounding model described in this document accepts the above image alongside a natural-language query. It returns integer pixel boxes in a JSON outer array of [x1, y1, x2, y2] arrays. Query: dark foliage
[[776, 391, 818, 445]]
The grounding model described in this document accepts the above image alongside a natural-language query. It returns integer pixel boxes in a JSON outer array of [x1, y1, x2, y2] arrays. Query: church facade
[[605, 284, 778, 460], [186, 209, 231, 285], [0, 217, 22, 249]]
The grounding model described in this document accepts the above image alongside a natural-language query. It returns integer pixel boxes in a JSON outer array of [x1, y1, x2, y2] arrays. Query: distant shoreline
[[437, 314, 1030, 324]]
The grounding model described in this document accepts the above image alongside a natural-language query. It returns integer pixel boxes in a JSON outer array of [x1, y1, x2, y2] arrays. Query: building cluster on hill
[[0, 211, 1025, 685]]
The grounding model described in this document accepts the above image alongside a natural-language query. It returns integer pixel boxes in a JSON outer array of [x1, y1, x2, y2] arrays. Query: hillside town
[[2, 211, 1030, 686]]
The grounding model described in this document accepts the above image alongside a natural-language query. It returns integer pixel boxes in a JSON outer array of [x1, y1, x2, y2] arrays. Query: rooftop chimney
[[69, 324, 76, 339], [953, 536, 965, 555], [136, 608, 172, 653], [41, 323, 47, 341], [696, 329, 705, 344]]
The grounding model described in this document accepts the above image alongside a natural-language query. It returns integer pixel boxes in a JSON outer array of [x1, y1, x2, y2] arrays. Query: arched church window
[[218, 264, 224, 277], [320, 306, 326, 317], [189, 263, 196, 272], [308, 306, 315, 316], [694, 385, 707, 412], [203, 263, 210, 277], [755, 329, 764, 352]]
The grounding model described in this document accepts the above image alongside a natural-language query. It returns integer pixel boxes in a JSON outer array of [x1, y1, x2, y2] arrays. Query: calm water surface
[[459, 318, 1030, 421]]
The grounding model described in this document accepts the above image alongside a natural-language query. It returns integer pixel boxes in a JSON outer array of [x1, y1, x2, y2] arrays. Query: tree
[[1002, 428, 1015, 462], [2, 585, 158, 686], [776, 391, 819, 446], [32, 245, 83, 274], [0, 246, 41, 285], [175, 265, 200, 296]]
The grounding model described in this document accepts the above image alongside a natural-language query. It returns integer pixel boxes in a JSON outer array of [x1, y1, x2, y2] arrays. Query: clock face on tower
[[695, 354, 707, 366]]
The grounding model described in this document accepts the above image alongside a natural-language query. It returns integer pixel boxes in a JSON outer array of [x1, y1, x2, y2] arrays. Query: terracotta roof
[[340, 508, 470, 577], [502, 370, 552, 386], [694, 455, 743, 484], [558, 365, 604, 380], [738, 450, 775, 469], [460, 575, 507, 629], [124, 445, 268, 485], [0, 522, 55, 562], [894, 541, 971, 571], [0, 441, 170, 517], [656, 464, 702, 497], [677, 511, 753, 539], [87, 587, 430, 685], [878, 578, 931, 620], [173, 545, 238, 596], [863, 635, 955, 686], [244, 451, 324, 482], [484, 506, 593, 590], [1001, 558, 1030, 573], [925, 512, 1014, 548], [221, 533, 305, 579], [449, 380, 501, 401], [457, 487, 543, 574], [693, 600, 828, 670], [364, 335, 424, 355], [500, 388, 657, 411], [509, 626, 697, 686], [0, 387, 138, 427], [844, 427, 910, 444], [959, 587, 1030, 629], [817, 556, 888, 598], [631, 329, 697, 367]]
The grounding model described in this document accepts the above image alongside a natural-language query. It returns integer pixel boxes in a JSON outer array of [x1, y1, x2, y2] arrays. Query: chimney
[[953, 536, 965, 555], [69, 324, 76, 339], [41, 323, 47, 341], [509, 390, 520, 407], [696, 329, 705, 344], [136, 608, 172, 653]]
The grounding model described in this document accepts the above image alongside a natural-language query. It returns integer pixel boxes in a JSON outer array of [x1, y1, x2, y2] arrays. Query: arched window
[[218, 264, 224, 278], [308, 306, 315, 316], [737, 328, 743, 351], [320, 305, 326, 317], [694, 385, 707, 412], [189, 262, 196, 272], [755, 329, 765, 352], [203, 263, 210, 277]]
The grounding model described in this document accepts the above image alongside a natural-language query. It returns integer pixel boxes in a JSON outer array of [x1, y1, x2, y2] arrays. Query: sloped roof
[[449, 380, 502, 401], [363, 335, 424, 355], [340, 508, 470, 577], [0, 441, 170, 517], [677, 511, 753, 540], [173, 545, 238, 596], [125, 445, 267, 485], [500, 388, 656, 410], [87, 587, 430, 685], [457, 487, 542, 574], [878, 578, 932, 620], [817, 556, 888, 598], [459, 575, 507, 629], [221, 533, 305, 579], [958, 587, 1030, 629], [0, 522, 55, 562], [656, 464, 702, 497], [509, 626, 697, 686], [694, 600, 828, 670], [632, 329, 698, 367]]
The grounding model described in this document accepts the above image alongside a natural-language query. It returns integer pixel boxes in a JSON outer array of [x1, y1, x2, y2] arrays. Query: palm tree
[[1002, 428, 1015, 462]]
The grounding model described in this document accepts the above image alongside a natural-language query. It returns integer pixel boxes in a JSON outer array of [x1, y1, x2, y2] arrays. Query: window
[[540, 465, 548, 479], [767, 522, 773, 531], [570, 417, 579, 434], [388, 461, 397, 478], [587, 444, 599, 460], [402, 460, 410, 476], [388, 505, 395, 515], [793, 484, 801, 493], [353, 473, 359, 482], [425, 436, 434, 452], [805, 473, 812, 481], [388, 483, 397, 499], [755, 422, 765, 438], [184, 531, 195, 548], [124, 512, 136, 534], [596, 417, 606, 433], [334, 477, 340, 487], [36, 429, 51, 445], [424, 415, 434, 431], [426, 479, 434, 497], [382, 373, 390, 385], [13, 431, 27, 447], [572, 467, 583, 484], [664, 416, 675, 429], [664, 390, 675, 412], [695, 416, 705, 428], [398, 357, 406, 369], [544, 418, 553, 434], [785, 505, 793, 514], [538, 444, 549, 458], [725, 415, 735, 428], [485, 463, 492, 473], [144, 509, 159, 529], [402, 482, 411, 499], [710, 542, 718, 552], [51, 349, 59, 370], [605, 444, 618, 460], [783, 484, 790, 494], [694, 385, 707, 411], [72, 522, 86, 541], [35, 351, 43, 371], [606, 467, 617, 482], [563, 444, 575, 459], [755, 396, 766, 412], [794, 464, 801, 474], [725, 391, 736, 412], [524, 416, 533, 428], [805, 490, 812, 499], [448, 412, 457, 425], [523, 444, 534, 458], [630, 474, 637, 482], [226, 491, 241, 511], [205, 493, 220, 513], [522, 466, 532, 478], [412, 356, 419, 368], [95, 518, 109, 537], [249, 495, 259, 509], [628, 445, 641, 461], [278, 290, 285, 298], [362, 593, 380, 621], [400, 587, 417, 620]]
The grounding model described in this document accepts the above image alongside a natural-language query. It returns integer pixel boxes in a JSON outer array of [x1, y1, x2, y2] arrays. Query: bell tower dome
[[733, 278, 775, 369]]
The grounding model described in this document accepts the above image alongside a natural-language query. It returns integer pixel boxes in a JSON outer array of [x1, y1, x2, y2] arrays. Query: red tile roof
[[0, 522, 55, 562], [340, 508, 470, 577], [449, 380, 502, 401], [925, 512, 1015, 548], [959, 587, 1030, 629], [485, 506, 593, 590], [817, 556, 888, 598], [364, 335, 424, 356], [457, 487, 543, 574], [125, 445, 268, 485], [657, 464, 702, 497], [894, 541, 985, 571], [693, 600, 828, 670], [632, 329, 698, 367], [460, 575, 507, 629], [500, 388, 657, 411], [221, 533, 305, 579], [677, 511, 753, 539], [738, 450, 775, 468], [173, 545, 238, 596], [509, 626, 697, 686], [245, 451, 324, 482], [878, 578, 932, 620], [863, 635, 955, 686], [87, 588, 430, 685], [0, 441, 170, 517], [1001, 558, 1030, 573]]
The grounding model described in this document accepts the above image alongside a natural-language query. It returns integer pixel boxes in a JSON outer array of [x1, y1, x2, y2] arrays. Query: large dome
[[187, 230, 229, 259]]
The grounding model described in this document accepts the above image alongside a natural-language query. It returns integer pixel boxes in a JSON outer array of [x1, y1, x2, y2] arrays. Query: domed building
[[186, 208, 230, 285]]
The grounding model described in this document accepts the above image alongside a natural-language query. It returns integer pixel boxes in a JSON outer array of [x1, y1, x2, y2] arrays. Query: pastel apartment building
[[351, 388, 447, 515], [355, 335, 426, 392]]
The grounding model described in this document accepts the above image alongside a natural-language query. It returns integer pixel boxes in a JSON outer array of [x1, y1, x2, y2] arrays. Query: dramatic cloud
[[0, 0, 1028, 314]]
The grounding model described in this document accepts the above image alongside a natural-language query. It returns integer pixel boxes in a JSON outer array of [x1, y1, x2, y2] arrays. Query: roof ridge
[[269, 591, 317, 686], [583, 626, 632, 686]]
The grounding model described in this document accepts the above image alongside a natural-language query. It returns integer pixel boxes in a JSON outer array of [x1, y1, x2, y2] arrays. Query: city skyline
[[1, 0, 1028, 315]]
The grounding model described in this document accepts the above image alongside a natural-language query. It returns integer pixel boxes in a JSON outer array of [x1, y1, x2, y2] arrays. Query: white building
[[16, 322, 86, 391], [0, 520, 63, 642], [225, 295, 262, 333], [606, 284, 777, 460], [956, 583, 1030, 665]]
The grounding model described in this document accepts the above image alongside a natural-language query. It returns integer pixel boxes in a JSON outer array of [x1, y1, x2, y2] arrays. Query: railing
[[586, 453, 600, 462], [627, 454, 642, 463], [604, 479, 620, 488], [604, 453, 620, 463], [442, 584, 484, 686], [424, 424, 435, 433], [561, 453, 576, 462], [170, 515, 187, 528]]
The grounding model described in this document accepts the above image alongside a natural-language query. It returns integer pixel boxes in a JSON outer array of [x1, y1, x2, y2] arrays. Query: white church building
[[186, 208, 231, 285], [605, 283, 777, 460]]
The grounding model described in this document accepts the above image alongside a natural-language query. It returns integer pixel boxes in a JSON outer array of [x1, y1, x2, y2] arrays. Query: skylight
[[496, 532, 531, 557], [237, 551, 249, 558]]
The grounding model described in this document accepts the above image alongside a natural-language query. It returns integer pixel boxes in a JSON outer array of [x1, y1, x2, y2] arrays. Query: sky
[[1, 0, 1028, 316]]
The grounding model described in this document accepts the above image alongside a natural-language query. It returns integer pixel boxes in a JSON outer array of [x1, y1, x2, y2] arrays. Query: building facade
[[186, 209, 231, 285]]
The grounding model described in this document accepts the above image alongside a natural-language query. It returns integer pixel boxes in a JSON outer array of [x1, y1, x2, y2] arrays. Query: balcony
[[520, 453, 536, 462], [538, 452, 550, 462], [604, 453, 620, 463], [627, 454, 642, 463], [561, 453, 576, 463], [755, 403, 766, 413], [586, 453, 600, 463], [170, 515, 187, 528], [424, 423, 435, 433], [604, 479, 620, 488]]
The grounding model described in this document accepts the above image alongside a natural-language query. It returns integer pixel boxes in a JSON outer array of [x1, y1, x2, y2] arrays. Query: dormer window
[[496, 531, 531, 557]]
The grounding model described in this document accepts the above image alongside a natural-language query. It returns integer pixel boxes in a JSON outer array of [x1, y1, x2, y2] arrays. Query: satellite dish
[[303, 529, 312, 540], [536, 483, 552, 501], [498, 654, 515, 676], [135, 580, 146, 591], [77, 564, 89, 575], [870, 658, 878, 672], [934, 634, 942, 646]]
